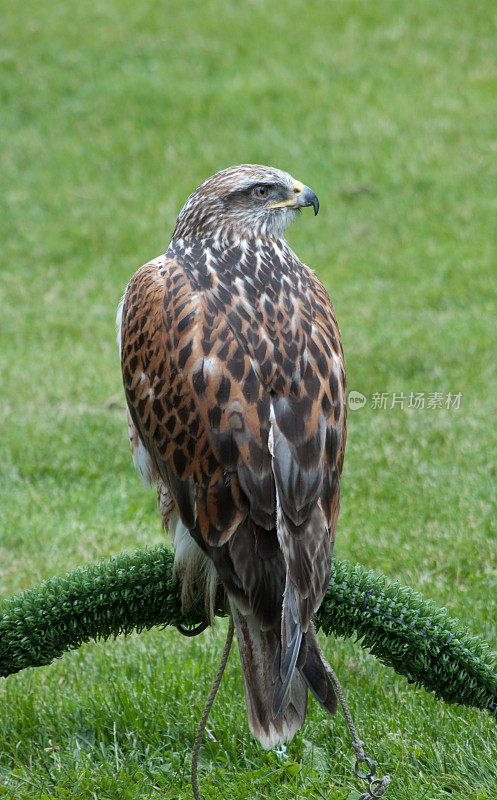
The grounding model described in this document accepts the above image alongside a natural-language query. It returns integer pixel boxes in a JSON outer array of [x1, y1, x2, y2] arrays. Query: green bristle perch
[[1, 546, 496, 716]]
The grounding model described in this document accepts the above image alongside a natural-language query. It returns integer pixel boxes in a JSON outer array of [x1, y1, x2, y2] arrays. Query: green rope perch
[[0, 546, 496, 716]]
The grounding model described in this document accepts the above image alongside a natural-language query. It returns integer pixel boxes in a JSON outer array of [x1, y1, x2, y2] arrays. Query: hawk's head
[[172, 164, 319, 241]]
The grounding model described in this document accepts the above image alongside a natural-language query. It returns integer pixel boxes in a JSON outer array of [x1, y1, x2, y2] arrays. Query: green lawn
[[1, 1, 496, 797]]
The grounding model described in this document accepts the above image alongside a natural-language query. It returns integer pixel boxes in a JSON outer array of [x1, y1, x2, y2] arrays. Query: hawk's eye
[[252, 185, 269, 200]]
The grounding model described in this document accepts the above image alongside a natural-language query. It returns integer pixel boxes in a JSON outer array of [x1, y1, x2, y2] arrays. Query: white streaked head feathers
[[171, 164, 312, 241]]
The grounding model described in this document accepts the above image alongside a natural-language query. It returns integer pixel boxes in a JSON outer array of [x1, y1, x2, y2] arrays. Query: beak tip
[[301, 184, 319, 216]]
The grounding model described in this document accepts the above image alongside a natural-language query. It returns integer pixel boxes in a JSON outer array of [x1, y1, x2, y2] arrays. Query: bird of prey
[[117, 164, 347, 749]]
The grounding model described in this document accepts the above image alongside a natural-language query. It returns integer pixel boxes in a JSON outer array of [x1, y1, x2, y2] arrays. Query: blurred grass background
[[1, 1, 496, 797]]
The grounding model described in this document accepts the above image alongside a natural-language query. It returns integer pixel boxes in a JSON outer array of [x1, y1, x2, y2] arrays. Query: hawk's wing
[[120, 239, 346, 739], [120, 249, 269, 545], [120, 239, 345, 623]]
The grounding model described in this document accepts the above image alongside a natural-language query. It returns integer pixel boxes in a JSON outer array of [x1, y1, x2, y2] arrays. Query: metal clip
[[356, 755, 391, 798], [357, 775, 391, 799], [355, 754, 376, 781]]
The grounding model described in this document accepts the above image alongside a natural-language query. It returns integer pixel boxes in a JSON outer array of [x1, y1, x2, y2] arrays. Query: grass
[[1, 0, 496, 797]]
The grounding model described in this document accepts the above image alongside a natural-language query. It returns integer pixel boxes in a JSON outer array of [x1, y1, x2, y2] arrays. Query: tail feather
[[230, 601, 308, 750], [273, 578, 302, 716], [275, 622, 338, 721], [299, 625, 337, 716]]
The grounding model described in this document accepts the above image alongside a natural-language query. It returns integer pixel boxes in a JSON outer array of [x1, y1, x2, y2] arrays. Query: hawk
[[117, 165, 347, 749]]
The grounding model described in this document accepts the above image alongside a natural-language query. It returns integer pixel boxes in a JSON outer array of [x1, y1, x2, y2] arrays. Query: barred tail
[[229, 601, 308, 750], [274, 581, 337, 719]]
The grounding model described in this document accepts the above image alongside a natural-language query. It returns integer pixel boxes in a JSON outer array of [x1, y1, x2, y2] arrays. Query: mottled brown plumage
[[118, 165, 346, 748]]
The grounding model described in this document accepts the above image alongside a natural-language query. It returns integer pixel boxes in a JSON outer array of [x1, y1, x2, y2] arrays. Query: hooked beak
[[266, 178, 319, 215]]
